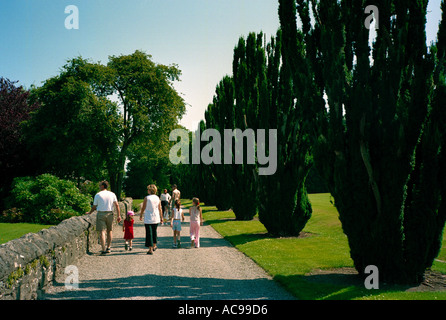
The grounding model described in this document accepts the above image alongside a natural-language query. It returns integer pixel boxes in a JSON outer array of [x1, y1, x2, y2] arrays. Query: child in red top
[[123, 211, 135, 251]]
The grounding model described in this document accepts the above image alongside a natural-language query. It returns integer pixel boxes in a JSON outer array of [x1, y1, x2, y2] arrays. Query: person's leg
[[99, 230, 106, 252], [177, 230, 181, 248], [161, 202, 166, 224], [172, 228, 177, 246], [190, 221, 197, 247], [175, 221, 182, 247], [105, 212, 114, 251], [151, 224, 158, 250], [195, 225, 200, 248], [107, 230, 113, 250], [145, 224, 154, 252]]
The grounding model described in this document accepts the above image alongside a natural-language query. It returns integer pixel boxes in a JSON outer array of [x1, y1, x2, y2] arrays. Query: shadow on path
[[44, 274, 287, 300]]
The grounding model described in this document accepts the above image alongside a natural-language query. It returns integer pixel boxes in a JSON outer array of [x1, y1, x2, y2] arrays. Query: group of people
[[87, 181, 203, 255]]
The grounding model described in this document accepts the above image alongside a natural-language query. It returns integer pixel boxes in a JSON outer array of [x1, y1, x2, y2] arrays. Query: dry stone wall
[[0, 198, 132, 300]]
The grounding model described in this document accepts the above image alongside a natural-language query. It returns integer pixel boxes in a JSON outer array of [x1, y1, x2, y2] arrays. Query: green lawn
[[0, 223, 53, 245], [194, 194, 446, 300]]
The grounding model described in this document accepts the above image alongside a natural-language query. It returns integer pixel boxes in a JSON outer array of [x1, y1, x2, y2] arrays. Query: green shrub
[[6, 174, 91, 224], [0, 207, 25, 223], [79, 180, 99, 201]]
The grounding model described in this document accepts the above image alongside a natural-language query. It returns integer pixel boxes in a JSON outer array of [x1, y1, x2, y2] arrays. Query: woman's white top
[[144, 194, 161, 224]]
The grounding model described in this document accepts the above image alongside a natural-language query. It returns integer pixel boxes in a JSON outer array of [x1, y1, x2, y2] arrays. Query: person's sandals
[[106, 247, 111, 253], [147, 250, 153, 255]]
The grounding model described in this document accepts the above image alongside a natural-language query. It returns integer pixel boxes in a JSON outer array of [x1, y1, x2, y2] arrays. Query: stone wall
[[0, 198, 132, 300]]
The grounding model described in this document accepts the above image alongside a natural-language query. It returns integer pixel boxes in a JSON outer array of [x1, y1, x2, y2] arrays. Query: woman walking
[[140, 184, 163, 255]]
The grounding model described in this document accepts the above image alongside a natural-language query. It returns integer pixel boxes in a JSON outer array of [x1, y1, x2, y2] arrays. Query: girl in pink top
[[189, 198, 203, 248]]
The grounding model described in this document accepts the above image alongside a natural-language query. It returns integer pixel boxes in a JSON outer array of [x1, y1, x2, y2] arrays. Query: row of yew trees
[[176, 0, 446, 285]]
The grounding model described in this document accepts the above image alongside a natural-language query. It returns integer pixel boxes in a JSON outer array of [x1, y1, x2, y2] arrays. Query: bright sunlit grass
[[200, 193, 446, 300]]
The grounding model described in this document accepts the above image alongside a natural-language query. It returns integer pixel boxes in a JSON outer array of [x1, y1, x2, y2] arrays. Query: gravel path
[[42, 207, 295, 300]]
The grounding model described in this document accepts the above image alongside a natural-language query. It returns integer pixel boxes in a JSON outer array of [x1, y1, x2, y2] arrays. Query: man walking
[[87, 181, 121, 255]]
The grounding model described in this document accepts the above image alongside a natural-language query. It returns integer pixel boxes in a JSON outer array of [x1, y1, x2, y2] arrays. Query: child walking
[[189, 198, 203, 248], [171, 199, 184, 248], [123, 211, 135, 251]]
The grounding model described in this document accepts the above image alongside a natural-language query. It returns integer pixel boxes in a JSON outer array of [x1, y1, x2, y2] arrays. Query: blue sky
[[0, 1, 443, 131]]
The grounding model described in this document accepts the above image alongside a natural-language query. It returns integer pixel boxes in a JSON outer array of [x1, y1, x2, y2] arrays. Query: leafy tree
[[0, 78, 40, 210], [279, 0, 446, 283], [93, 50, 186, 198], [124, 127, 174, 199], [27, 51, 185, 198], [24, 57, 118, 183]]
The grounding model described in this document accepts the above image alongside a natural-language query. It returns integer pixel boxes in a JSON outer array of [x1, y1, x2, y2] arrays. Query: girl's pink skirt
[[190, 221, 200, 247]]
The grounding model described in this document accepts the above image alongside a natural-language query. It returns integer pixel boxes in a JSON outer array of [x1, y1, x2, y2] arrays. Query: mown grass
[[0, 223, 53, 245], [192, 194, 446, 300]]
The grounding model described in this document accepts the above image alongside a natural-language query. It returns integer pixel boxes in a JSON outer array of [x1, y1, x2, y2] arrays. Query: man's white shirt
[[93, 190, 118, 211]]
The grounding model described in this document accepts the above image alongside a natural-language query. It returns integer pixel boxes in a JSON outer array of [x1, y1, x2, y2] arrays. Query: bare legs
[[99, 230, 112, 253]]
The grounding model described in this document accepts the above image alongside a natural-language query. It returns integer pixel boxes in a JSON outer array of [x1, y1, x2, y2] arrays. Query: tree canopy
[[25, 51, 186, 197]]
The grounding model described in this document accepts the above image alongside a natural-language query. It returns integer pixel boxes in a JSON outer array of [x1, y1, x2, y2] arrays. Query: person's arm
[[86, 205, 97, 215], [158, 201, 163, 223], [181, 209, 185, 222], [199, 207, 203, 226], [140, 198, 147, 221], [87, 194, 98, 214], [114, 201, 121, 223]]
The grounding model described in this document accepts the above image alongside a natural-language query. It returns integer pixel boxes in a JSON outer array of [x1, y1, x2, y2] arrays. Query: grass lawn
[[0, 223, 53, 245], [191, 194, 446, 300]]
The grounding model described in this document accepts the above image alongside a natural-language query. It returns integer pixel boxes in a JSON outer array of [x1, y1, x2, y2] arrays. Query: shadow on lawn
[[274, 274, 371, 300], [275, 270, 446, 300]]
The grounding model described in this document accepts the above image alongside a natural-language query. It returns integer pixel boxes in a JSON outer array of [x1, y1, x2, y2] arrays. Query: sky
[[0, 0, 443, 131]]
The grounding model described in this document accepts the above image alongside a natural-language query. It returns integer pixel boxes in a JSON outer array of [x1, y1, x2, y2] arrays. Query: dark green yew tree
[[279, 0, 446, 283], [228, 34, 263, 220], [200, 30, 314, 231], [257, 31, 313, 236], [206, 76, 235, 211]]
